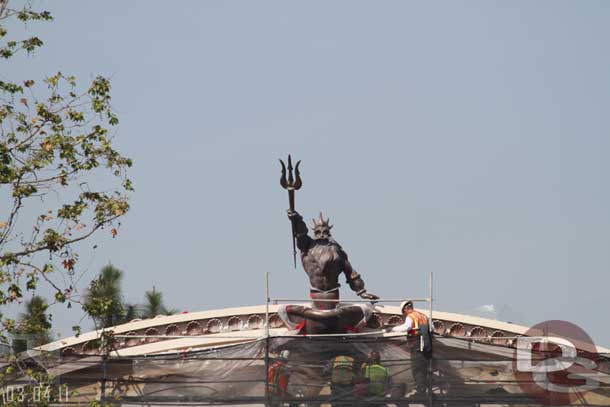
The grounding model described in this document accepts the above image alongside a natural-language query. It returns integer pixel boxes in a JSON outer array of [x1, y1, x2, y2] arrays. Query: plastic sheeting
[[129, 336, 421, 404], [116, 335, 610, 406]]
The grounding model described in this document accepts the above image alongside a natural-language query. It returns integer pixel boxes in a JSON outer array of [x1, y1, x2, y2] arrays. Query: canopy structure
[[3, 302, 609, 406]]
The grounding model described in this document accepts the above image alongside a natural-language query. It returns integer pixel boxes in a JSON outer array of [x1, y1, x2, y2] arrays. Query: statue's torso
[[301, 241, 345, 291]]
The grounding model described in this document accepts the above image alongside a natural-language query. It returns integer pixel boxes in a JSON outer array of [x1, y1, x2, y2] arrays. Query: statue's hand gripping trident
[[279, 155, 302, 268]]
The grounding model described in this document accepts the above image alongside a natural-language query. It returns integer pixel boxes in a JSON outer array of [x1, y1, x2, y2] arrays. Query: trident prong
[[279, 154, 302, 268], [279, 155, 302, 191]]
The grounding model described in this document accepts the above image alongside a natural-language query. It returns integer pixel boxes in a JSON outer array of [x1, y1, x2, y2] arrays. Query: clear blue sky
[[4, 1, 609, 346]]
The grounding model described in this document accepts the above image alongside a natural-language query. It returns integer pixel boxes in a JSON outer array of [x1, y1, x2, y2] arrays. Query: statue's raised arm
[[287, 210, 312, 252]]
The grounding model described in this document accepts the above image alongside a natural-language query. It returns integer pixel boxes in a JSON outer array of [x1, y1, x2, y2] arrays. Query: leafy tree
[[18, 295, 51, 336], [12, 295, 51, 351], [141, 286, 177, 319], [83, 265, 180, 327], [0, 0, 133, 341], [121, 302, 139, 324], [83, 264, 126, 329]]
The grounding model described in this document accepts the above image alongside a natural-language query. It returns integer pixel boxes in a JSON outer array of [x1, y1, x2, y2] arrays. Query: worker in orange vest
[[390, 301, 429, 335], [267, 350, 293, 406], [389, 301, 432, 396]]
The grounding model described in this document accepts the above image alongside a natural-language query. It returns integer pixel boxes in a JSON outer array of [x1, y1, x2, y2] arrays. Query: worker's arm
[[322, 360, 332, 376], [287, 210, 312, 252], [342, 254, 379, 300], [390, 316, 413, 333]]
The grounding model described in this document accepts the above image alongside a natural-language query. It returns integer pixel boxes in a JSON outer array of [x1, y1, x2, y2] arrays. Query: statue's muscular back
[[301, 241, 346, 291]]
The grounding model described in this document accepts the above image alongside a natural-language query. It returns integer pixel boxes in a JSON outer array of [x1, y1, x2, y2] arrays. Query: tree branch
[[1, 214, 121, 261]]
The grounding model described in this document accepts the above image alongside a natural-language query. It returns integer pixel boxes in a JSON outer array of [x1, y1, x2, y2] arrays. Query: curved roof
[[38, 304, 610, 355]]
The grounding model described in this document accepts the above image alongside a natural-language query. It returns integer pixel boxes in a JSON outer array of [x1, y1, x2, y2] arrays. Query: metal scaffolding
[[2, 272, 609, 406]]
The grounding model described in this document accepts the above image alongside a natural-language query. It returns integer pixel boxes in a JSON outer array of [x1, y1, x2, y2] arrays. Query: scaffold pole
[[429, 271, 433, 330], [100, 329, 107, 406], [428, 271, 434, 407], [265, 272, 270, 407], [265, 272, 270, 338]]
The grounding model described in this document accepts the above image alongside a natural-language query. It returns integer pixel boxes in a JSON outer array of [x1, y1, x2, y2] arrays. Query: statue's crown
[[311, 212, 333, 230]]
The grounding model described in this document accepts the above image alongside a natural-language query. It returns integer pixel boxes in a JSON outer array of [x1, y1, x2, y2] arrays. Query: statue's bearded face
[[312, 212, 333, 240], [314, 226, 331, 240]]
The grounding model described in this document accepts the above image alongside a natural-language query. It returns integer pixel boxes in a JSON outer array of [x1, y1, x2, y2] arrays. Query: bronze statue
[[278, 155, 378, 334]]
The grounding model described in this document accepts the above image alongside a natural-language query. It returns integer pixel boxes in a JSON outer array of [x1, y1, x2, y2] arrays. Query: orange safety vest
[[408, 310, 428, 335], [267, 361, 289, 396]]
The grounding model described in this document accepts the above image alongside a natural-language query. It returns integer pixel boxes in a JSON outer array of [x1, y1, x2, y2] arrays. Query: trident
[[279, 154, 302, 268]]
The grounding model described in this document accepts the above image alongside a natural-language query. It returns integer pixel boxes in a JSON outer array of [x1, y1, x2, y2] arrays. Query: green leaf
[[26, 275, 39, 290], [54, 291, 66, 303]]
